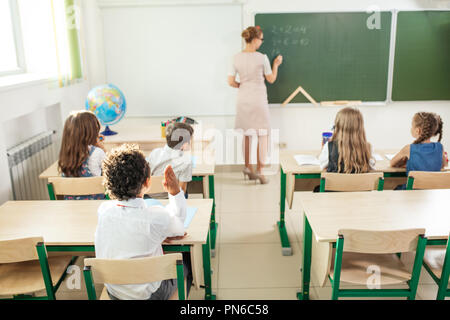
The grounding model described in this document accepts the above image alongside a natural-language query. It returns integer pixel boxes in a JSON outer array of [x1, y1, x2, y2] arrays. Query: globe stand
[[101, 126, 117, 136]]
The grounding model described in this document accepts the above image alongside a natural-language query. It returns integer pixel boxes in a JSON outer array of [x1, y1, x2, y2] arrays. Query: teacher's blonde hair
[[242, 26, 262, 43], [331, 107, 373, 173]]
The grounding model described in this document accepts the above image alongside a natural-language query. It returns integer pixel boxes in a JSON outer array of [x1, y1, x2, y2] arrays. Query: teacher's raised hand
[[274, 55, 283, 67]]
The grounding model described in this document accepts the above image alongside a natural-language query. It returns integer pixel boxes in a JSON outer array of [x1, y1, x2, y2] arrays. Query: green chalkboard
[[392, 11, 450, 101], [255, 12, 392, 104]]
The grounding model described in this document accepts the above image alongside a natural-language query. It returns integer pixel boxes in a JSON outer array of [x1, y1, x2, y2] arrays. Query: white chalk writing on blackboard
[[270, 25, 308, 35]]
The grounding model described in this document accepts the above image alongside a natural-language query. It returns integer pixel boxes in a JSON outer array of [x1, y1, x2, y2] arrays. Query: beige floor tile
[[218, 287, 299, 300], [218, 243, 302, 289], [220, 212, 291, 244], [188, 286, 207, 300], [216, 171, 280, 191], [416, 284, 440, 300], [218, 189, 280, 214]]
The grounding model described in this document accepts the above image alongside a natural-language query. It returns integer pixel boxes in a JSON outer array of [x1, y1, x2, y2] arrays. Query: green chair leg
[[331, 236, 344, 300], [319, 178, 326, 193], [176, 260, 185, 300], [406, 177, 414, 190], [36, 242, 56, 300], [377, 177, 385, 191], [47, 183, 56, 200], [83, 266, 97, 300], [407, 235, 427, 300]]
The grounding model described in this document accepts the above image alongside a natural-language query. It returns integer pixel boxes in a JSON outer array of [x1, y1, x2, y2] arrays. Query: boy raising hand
[[95, 144, 191, 300]]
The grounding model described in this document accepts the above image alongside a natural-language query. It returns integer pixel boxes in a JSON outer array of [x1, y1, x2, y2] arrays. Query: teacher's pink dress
[[230, 52, 272, 135]]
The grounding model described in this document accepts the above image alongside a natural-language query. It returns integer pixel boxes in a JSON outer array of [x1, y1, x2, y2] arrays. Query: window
[[1, 0, 83, 85], [0, 0, 25, 75]]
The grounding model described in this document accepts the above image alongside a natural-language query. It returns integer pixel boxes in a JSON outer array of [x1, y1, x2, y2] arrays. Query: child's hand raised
[[163, 165, 181, 196]]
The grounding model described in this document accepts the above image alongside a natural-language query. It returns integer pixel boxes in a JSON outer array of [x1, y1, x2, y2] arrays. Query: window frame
[[0, 0, 26, 77]]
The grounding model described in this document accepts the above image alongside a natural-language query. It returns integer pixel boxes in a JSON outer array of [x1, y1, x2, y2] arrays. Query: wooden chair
[[83, 253, 186, 300], [329, 229, 427, 300], [320, 172, 384, 192], [406, 171, 450, 190], [0, 237, 74, 300], [422, 235, 450, 300], [47, 176, 107, 200]]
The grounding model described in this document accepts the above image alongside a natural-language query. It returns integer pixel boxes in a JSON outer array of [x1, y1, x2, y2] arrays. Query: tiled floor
[[50, 169, 448, 299]]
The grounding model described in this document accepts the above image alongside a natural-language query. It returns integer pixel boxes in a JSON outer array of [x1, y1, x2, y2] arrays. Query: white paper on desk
[[385, 154, 396, 160], [294, 154, 320, 166], [145, 199, 197, 229], [373, 153, 384, 161]]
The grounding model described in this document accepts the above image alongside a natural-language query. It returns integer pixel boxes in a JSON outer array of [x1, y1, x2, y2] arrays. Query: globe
[[85, 84, 126, 136]]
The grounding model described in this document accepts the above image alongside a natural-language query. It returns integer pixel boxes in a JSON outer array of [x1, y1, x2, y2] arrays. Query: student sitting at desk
[[58, 110, 106, 200], [95, 144, 192, 300], [391, 112, 447, 189], [148, 122, 194, 198], [318, 107, 375, 173]]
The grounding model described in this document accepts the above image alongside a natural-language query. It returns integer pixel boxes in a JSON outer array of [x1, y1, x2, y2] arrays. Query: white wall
[[0, 0, 449, 204], [91, 0, 450, 157]]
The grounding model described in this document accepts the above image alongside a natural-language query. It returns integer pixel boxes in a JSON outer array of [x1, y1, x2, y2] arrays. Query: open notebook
[[144, 199, 197, 229], [294, 154, 320, 166]]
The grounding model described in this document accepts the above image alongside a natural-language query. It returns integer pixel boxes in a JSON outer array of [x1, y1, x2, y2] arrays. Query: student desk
[[278, 149, 442, 256], [102, 123, 214, 152], [0, 199, 216, 300], [39, 150, 219, 257], [298, 189, 450, 300]]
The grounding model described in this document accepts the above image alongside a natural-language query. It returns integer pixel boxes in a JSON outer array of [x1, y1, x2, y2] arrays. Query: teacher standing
[[228, 26, 283, 184]]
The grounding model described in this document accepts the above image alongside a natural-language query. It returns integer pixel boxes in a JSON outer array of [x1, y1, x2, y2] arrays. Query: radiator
[[7, 130, 59, 200]]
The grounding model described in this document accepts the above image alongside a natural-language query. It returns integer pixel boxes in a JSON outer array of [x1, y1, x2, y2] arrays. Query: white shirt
[[94, 192, 187, 300], [319, 142, 376, 170], [148, 145, 192, 182], [87, 146, 106, 176]]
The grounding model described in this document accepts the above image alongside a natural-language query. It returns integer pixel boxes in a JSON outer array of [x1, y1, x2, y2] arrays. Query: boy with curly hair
[[95, 144, 191, 300]]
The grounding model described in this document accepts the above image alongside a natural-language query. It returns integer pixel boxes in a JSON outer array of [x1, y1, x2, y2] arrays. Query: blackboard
[[392, 11, 450, 101], [255, 12, 393, 104]]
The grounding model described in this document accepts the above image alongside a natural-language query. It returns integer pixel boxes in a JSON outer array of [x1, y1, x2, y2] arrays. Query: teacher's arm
[[265, 55, 283, 84], [228, 76, 240, 88]]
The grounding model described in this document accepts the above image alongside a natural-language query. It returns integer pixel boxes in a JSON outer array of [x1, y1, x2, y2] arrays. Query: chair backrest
[[321, 172, 384, 192], [0, 237, 44, 263], [338, 229, 426, 254], [407, 171, 450, 190], [147, 176, 166, 194], [48, 176, 105, 197], [84, 253, 183, 285]]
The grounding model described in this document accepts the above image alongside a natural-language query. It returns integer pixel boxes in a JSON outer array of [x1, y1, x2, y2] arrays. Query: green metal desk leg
[[278, 167, 292, 256], [202, 230, 216, 300], [297, 214, 312, 300], [208, 175, 217, 258]]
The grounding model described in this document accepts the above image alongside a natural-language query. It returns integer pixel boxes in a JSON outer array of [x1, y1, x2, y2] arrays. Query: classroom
[[0, 0, 449, 303]]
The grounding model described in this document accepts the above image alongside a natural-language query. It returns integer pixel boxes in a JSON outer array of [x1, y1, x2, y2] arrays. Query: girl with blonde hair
[[319, 107, 375, 173]]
